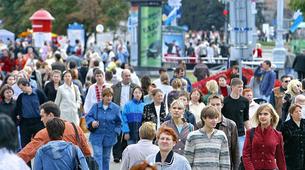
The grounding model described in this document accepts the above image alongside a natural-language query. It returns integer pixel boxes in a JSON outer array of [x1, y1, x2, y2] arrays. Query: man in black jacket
[[15, 78, 47, 148]]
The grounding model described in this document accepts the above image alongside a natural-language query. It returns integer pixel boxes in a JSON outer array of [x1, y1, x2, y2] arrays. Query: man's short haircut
[[94, 69, 104, 77], [0, 114, 18, 151], [17, 77, 30, 86], [156, 126, 178, 142], [200, 106, 220, 122], [230, 78, 243, 86], [52, 70, 61, 76], [207, 94, 224, 104], [54, 53, 62, 61], [105, 71, 113, 81], [40, 101, 61, 117], [174, 67, 184, 74], [264, 60, 272, 67], [46, 118, 65, 140], [68, 61, 77, 69], [139, 122, 156, 140], [158, 68, 166, 74], [280, 75, 292, 81]]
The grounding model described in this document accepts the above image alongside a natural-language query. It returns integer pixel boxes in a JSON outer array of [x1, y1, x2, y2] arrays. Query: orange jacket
[[18, 121, 91, 163]]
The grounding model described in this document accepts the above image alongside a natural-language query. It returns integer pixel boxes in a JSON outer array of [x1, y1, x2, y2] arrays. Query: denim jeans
[[92, 144, 112, 170], [238, 135, 245, 156]]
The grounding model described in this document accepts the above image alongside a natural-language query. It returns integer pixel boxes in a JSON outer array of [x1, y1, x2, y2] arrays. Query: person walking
[[33, 118, 89, 170], [242, 103, 286, 170], [55, 70, 82, 125], [282, 104, 305, 170], [85, 88, 122, 170]]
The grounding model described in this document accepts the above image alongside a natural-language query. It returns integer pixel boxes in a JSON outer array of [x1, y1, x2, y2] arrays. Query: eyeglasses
[[284, 80, 290, 83]]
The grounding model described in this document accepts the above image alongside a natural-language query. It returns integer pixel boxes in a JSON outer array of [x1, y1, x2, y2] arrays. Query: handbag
[[71, 122, 99, 170], [72, 85, 88, 133], [87, 104, 99, 133], [239, 128, 255, 170]]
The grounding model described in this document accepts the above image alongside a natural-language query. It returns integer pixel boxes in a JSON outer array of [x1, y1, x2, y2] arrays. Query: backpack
[[199, 46, 207, 57]]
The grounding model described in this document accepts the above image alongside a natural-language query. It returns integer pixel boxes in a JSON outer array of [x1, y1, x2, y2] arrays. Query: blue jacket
[[85, 101, 122, 147], [255, 67, 276, 96], [121, 99, 145, 141], [34, 141, 88, 170]]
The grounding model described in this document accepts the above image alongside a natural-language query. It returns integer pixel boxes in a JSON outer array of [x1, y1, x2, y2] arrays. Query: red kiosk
[[29, 9, 54, 48]]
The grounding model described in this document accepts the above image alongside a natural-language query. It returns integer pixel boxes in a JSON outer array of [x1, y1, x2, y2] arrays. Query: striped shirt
[[184, 129, 230, 170]]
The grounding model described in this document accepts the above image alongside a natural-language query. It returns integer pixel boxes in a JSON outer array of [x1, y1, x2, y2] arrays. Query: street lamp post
[[272, 0, 286, 69]]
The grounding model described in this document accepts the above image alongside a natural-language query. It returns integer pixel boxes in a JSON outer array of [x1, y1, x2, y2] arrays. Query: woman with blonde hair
[[202, 79, 219, 105], [243, 103, 286, 170], [282, 79, 302, 121], [161, 99, 194, 155]]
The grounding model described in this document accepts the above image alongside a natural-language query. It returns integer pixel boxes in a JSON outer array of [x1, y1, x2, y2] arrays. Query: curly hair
[[286, 79, 302, 97]]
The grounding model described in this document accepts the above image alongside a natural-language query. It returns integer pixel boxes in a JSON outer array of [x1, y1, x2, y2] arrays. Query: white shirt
[[84, 83, 103, 114], [0, 148, 30, 170], [249, 100, 260, 127], [153, 78, 162, 88], [158, 84, 173, 95], [189, 101, 206, 123], [155, 105, 161, 129], [120, 83, 131, 109]]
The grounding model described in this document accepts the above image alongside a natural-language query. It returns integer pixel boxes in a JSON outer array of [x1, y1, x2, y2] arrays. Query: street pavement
[[110, 161, 121, 170]]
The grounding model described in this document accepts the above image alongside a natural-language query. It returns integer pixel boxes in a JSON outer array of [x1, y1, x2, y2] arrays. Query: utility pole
[[272, 0, 286, 69], [230, 0, 255, 80]]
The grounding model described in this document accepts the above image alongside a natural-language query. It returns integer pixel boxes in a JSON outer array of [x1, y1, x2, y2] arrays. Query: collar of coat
[[155, 150, 174, 166]]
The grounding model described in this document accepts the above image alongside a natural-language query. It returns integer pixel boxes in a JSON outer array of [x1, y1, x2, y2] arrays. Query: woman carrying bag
[[242, 103, 286, 170], [85, 88, 122, 170]]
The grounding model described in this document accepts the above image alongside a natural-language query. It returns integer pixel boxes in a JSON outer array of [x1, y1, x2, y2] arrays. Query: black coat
[[282, 118, 305, 169], [293, 54, 305, 73], [142, 102, 167, 127]]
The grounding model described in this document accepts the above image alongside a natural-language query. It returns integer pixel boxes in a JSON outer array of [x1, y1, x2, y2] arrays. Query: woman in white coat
[[55, 70, 82, 125]]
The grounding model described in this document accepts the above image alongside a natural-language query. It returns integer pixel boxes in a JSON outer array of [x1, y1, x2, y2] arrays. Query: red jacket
[[0, 56, 14, 72], [243, 126, 286, 170]]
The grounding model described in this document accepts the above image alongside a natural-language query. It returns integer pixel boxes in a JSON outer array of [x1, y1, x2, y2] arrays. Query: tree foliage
[[0, 0, 129, 34], [289, 0, 305, 14], [178, 0, 225, 31]]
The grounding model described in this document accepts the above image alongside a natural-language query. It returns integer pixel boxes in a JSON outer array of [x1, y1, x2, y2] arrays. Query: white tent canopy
[[0, 29, 15, 43]]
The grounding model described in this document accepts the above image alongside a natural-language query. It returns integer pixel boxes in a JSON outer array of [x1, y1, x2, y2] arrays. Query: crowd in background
[[0, 34, 304, 170]]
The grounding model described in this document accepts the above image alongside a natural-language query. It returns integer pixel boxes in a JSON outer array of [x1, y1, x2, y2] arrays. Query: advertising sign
[[139, 6, 162, 67], [162, 26, 185, 62]]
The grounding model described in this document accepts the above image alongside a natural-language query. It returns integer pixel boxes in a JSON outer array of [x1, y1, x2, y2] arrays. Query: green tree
[[179, 0, 225, 30], [289, 0, 305, 13], [0, 0, 129, 34]]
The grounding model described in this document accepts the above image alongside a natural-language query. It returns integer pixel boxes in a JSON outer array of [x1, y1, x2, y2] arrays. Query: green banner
[[139, 6, 162, 67]]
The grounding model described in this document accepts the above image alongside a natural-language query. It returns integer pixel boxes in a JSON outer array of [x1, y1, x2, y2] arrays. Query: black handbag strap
[[71, 122, 81, 148], [250, 128, 255, 143]]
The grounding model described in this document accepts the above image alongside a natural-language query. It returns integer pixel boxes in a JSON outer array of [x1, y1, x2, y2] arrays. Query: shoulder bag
[[71, 122, 99, 170]]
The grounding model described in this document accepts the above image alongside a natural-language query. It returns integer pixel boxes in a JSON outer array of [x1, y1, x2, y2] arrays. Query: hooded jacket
[[34, 141, 89, 170]]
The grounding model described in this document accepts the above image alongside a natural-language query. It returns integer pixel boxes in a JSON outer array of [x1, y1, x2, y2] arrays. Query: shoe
[[114, 158, 120, 163]]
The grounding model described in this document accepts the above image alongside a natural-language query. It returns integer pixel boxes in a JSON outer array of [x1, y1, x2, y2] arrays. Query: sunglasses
[[284, 80, 290, 83]]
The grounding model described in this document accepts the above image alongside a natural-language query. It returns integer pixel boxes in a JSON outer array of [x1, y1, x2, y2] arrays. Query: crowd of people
[[0, 36, 304, 170]]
